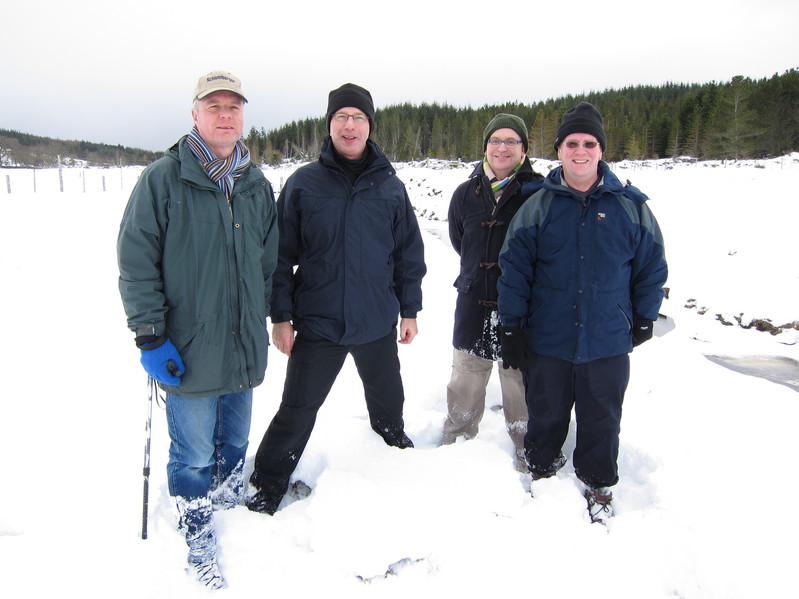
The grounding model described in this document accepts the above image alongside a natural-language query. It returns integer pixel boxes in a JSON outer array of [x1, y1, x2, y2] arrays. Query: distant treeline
[[0, 129, 160, 168], [246, 69, 799, 164], [3, 69, 797, 168]]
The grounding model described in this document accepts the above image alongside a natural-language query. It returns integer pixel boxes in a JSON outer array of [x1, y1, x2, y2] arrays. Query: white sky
[[2, 0, 796, 152]]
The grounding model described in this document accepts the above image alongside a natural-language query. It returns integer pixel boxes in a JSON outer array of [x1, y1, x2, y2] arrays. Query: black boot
[[372, 424, 414, 448], [245, 486, 285, 515]]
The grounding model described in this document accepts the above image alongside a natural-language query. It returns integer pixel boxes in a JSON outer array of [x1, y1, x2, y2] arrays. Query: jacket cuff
[[135, 333, 167, 350], [270, 312, 293, 324], [135, 322, 165, 337]]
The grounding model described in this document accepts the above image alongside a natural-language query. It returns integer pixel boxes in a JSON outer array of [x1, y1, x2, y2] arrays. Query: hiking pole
[[141, 375, 156, 539]]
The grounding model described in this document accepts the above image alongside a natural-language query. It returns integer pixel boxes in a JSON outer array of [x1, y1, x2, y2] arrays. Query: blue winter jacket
[[270, 137, 426, 345], [498, 162, 667, 364]]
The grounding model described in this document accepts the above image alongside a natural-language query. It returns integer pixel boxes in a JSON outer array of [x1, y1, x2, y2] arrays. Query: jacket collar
[[544, 160, 639, 200], [170, 136, 256, 192], [319, 136, 390, 171]]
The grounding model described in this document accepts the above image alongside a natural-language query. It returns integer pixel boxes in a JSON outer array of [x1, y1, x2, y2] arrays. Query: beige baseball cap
[[193, 70, 247, 102]]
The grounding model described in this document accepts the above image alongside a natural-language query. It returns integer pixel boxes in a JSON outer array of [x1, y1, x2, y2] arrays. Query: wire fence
[[1, 165, 146, 195], [3, 153, 797, 196]]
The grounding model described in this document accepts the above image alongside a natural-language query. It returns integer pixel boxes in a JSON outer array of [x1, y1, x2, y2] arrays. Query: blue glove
[[139, 337, 185, 385]]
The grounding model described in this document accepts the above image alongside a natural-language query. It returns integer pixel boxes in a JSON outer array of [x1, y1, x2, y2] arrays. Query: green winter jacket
[[117, 137, 279, 397]]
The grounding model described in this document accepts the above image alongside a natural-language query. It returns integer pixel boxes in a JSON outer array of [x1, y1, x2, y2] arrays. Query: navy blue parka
[[270, 137, 426, 345], [498, 161, 667, 364]]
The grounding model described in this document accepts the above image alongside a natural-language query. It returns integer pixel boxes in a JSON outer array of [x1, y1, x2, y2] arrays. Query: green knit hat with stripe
[[483, 113, 528, 153]]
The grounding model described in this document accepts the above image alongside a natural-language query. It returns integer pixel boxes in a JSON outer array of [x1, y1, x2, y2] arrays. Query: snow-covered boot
[[189, 559, 227, 590], [514, 447, 528, 473], [177, 496, 227, 589], [584, 486, 614, 525]]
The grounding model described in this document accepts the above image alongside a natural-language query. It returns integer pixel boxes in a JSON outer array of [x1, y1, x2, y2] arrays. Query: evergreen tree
[[710, 76, 765, 159], [530, 107, 557, 159]]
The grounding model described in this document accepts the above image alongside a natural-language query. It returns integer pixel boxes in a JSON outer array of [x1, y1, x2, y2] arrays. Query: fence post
[[5, 174, 9, 194]]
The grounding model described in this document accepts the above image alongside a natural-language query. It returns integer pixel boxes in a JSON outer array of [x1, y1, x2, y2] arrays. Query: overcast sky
[[3, 0, 796, 152]]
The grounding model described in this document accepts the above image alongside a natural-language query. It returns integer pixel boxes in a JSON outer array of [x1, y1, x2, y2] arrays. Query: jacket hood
[[545, 160, 650, 204]]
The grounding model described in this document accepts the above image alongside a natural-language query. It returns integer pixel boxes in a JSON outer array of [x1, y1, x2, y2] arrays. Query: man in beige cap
[[117, 70, 278, 589]]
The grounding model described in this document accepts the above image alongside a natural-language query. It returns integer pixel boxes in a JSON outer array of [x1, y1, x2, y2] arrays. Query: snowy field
[[1, 154, 798, 598]]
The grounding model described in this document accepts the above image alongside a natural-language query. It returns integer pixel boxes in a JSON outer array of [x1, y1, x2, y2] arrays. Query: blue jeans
[[165, 390, 253, 504]]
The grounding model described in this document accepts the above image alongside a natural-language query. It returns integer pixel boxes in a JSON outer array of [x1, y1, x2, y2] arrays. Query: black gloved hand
[[500, 327, 531, 370], [632, 317, 654, 347]]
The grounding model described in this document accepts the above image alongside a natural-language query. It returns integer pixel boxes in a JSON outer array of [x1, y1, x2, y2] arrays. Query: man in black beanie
[[326, 82, 375, 131], [498, 101, 667, 524], [442, 113, 544, 470], [553, 101, 607, 154], [247, 83, 427, 516]]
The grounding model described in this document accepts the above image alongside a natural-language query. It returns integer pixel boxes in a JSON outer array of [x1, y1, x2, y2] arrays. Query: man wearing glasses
[[498, 102, 667, 524], [247, 83, 426, 515], [441, 113, 544, 471]]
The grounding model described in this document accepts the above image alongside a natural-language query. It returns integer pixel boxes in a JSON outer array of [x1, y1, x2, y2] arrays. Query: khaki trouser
[[442, 349, 527, 468]]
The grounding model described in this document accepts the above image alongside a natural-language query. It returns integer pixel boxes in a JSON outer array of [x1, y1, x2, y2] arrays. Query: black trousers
[[250, 324, 406, 495], [523, 353, 630, 488]]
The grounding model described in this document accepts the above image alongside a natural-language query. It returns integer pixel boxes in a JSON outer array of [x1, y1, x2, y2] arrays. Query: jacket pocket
[[454, 274, 473, 293], [618, 304, 633, 330]]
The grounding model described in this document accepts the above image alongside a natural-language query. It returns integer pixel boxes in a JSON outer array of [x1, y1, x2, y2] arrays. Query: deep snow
[[0, 154, 797, 598]]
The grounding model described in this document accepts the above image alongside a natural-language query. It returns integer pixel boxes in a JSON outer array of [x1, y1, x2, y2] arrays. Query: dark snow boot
[[372, 425, 414, 449], [245, 486, 285, 515], [529, 452, 567, 481]]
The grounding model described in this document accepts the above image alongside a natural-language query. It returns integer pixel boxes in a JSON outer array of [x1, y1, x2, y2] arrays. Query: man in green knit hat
[[441, 113, 544, 469]]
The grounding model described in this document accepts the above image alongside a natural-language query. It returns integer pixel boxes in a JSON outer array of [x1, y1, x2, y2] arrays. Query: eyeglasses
[[333, 112, 369, 124], [487, 138, 524, 148], [563, 140, 600, 149]]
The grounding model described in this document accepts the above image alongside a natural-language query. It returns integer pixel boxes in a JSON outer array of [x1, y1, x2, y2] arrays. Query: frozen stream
[[705, 354, 799, 392]]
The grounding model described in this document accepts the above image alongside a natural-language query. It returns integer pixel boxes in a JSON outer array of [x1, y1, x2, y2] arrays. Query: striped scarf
[[483, 155, 524, 195], [186, 126, 251, 200]]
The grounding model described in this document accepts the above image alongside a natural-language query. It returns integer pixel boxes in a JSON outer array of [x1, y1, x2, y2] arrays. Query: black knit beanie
[[483, 113, 528, 152], [326, 83, 375, 132], [554, 102, 606, 151]]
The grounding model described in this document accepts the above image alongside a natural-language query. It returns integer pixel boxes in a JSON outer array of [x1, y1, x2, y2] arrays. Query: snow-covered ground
[[1, 154, 797, 598]]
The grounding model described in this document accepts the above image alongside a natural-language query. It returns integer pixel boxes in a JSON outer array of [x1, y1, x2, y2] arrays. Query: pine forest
[[2, 69, 796, 168], [248, 69, 799, 165]]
